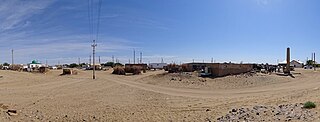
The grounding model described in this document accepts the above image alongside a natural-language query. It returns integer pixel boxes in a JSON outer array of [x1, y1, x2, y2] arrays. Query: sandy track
[[104, 70, 320, 99]]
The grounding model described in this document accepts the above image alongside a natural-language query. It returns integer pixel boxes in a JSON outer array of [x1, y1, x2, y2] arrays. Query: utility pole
[[312, 53, 314, 66], [133, 49, 136, 64], [91, 40, 97, 79], [314, 52, 316, 71], [161, 58, 164, 63], [11, 49, 14, 66], [46, 60, 48, 67], [99, 56, 101, 64], [78, 57, 80, 65], [140, 52, 142, 64], [89, 55, 92, 65], [112, 55, 114, 63], [211, 58, 213, 63]]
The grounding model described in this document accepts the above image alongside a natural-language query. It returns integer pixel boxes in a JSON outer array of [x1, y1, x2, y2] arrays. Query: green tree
[[3, 62, 9, 66], [306, 60, 315, 66], [69, 63, 79, 68], [79, 63, 86, 67], [103, 62, 115, 67], [114, 63, 124, 67]]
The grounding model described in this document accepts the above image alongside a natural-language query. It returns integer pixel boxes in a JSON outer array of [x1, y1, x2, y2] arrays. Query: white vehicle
[[149, 63, 167, 69], [51, 66, 58, 70], [304, 65, 313, 69]]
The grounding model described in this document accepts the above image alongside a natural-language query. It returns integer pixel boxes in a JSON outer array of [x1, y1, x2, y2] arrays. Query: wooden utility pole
[[11, 49, 14, 66], [91, 40, 97, 79], [140, 52, 142, 64], [314, 53, 316, 71], [133, 49, 136, 64]]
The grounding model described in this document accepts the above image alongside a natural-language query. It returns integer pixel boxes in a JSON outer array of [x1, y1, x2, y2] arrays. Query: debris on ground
[[7, 109, 18, 116], [217, 103, 318, 122]]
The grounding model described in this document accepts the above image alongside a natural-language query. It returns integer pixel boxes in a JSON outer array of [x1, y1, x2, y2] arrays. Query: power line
[[87, 0, 93, 40], [87, 0, 103, 79], [90, 0, 94, 41], [96, 0, 102, 41]]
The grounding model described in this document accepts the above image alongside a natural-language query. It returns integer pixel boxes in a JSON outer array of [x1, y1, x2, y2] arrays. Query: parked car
[[304, 65, 313, 69]]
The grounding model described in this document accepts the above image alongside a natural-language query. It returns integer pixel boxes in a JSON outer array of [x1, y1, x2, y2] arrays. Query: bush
[[125, 66, 141, 75], [132, 66, 141, 75], [3, 62, 9, 66], [103, 62, 114, 67], [112, 66, 125, 75], [39, 67, 49, 73], [114, 63, 124, 67], [69, 63, 79, 68], [303, 101, 316, 109], [10, 64, 23, 71]]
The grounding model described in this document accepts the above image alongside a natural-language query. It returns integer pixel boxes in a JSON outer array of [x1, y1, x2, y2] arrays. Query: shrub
[[62, 68, 72, 75], [10, 64, 23, 71], [132, 66, 141, 75], [69, 63, 79, 68], [112, 66, 125, 75], [303, 101, 316, 109], [124, 66, 142, 75], [39, 67, 50, 73]]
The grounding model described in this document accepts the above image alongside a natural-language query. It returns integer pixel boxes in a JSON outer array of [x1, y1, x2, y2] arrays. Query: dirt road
[[0, 69, 319, 121]]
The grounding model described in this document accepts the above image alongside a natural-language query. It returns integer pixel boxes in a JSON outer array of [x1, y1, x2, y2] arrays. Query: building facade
[[183, 63, 254, 77]]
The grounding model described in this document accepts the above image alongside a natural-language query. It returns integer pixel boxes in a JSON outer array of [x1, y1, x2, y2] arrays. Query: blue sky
[[0, 0, 319, 65]]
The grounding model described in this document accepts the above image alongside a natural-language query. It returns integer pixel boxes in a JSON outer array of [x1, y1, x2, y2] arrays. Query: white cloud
[[0, 34, 138, 64], [255, 0, 271, 6], [0, 0, 54, 31]]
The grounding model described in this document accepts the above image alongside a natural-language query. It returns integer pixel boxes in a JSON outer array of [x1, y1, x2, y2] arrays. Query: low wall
[[183, 63, 253, 77], [211, 64, 253, 77]]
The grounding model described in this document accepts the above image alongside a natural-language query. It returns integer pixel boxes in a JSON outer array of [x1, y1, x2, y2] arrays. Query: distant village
[[0, 48, 317, 78]]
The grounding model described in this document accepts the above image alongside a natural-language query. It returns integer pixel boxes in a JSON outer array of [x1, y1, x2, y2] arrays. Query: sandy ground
[[0, 68, 319, 121]]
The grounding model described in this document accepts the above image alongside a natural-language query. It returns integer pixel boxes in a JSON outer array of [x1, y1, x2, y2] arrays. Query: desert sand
[[0, 68, 319, 121]]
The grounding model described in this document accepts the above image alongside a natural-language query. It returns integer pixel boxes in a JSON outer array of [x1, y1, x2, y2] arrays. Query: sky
[[0, 0, 320, 65]]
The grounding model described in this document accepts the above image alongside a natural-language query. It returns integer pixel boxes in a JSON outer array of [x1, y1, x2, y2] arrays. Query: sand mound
[[139, 72, 294, 89]]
